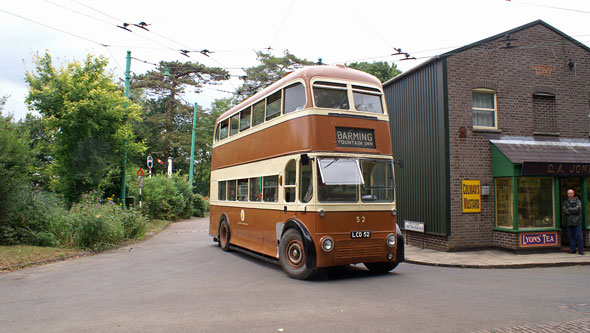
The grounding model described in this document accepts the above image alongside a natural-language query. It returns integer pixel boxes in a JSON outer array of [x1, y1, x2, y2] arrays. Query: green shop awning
[[491, 136, 590, 177]]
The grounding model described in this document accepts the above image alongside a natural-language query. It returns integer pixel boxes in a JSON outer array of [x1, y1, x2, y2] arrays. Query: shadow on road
[[210, 243, 402, 282]]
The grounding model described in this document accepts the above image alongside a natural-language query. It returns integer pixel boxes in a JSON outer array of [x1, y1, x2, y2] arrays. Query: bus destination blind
[[335, 127, 376, 148]]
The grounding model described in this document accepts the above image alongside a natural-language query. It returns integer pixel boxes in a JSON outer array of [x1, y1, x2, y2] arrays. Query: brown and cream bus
[[209, 65, 403, 279]]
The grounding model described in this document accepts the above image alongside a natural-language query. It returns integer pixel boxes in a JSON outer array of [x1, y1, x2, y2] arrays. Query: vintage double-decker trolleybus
[[209, 65, 403, 279]]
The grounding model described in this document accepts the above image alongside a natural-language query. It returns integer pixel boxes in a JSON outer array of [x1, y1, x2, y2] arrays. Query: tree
[[346, 61, 401, 82], [192, 97, 234, 195], [0, 98, 33, 203], [131, 61, 229, 177], [25, 52, 145, 204], [235, 50, 314, 101]]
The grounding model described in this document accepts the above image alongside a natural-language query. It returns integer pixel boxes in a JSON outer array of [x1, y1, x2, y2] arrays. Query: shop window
[[284, 160, 296, 203], [249, 177, 262, 202], [517, 177, 554, 228], [472, 89, 497, 129], [495, 178, 513, 229]]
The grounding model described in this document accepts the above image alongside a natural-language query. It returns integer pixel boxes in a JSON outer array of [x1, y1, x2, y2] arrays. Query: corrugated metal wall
[[383, 59, 450, 235]]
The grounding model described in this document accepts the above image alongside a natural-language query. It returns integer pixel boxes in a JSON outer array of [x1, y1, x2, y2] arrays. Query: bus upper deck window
[[230, 114, 240, 136], [313, 81, 349, 110], [284, 83, 306, 114], [352, 89, 383, 114], [266, 91, 281, 121], [240, 107, 251, 131], [252, 100, 265, 127], [219, 119, 229, 140]]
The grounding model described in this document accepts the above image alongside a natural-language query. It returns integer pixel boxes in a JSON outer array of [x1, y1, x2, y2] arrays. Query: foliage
[[193, 194, 209, 218], [24, 52, 145, 204], [141, 174, 197, 220], [235, 50, 314, 101], [192, 97, 234, 195], [16, 113, 53, 189], [346, 61, 402, 82], [131, 61, 229, 178], [67, 192, 148, 250]]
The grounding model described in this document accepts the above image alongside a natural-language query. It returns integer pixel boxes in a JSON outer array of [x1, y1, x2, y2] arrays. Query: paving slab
[[405, 244, 589, 268]]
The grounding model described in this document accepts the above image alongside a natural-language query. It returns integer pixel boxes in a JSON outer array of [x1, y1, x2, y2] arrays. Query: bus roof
[[217, 65, 382, 122]]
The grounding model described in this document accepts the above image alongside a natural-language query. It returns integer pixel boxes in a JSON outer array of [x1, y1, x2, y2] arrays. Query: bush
[[0, 186, 66, 245], [193, 194, 209, 217], [142, 174, 196, 220], [68, 192, 148, 251]]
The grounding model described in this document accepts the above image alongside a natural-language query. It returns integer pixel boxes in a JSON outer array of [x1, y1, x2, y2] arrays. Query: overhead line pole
[[120, 50, 131, 208], [189, 102, 198, 188]]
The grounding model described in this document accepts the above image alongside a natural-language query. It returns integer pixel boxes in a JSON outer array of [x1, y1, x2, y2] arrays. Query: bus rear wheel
[[279, 229, 315, 280], [363, 262, 399, 274], [218, 219, 231, 252]]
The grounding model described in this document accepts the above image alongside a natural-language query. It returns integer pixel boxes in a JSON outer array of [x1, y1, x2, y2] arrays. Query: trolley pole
[[119, 50, 131, 208], [189, 102, 197, 188]]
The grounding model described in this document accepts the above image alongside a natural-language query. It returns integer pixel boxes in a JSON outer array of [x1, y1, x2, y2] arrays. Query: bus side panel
[[211, 117, 313, 171]]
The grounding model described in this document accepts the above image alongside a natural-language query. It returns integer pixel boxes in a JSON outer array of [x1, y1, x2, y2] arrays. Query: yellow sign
[[462, 180, 481, 213]]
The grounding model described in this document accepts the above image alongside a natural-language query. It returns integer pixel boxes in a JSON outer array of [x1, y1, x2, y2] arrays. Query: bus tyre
[[363, 262, 399, 274], [218, 220, 231, 252], [279, 229, 315, 280]]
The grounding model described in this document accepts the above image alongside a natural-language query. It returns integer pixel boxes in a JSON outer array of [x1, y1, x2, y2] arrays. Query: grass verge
[[0, 245, 85, 271], [1, 219, 172, 271]]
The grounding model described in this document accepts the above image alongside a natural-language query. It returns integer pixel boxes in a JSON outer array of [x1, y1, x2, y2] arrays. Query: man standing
[[562, 189, 584, 255]]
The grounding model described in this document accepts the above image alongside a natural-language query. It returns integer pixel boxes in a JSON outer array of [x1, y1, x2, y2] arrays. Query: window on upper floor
[[472, 89, 497, 129]]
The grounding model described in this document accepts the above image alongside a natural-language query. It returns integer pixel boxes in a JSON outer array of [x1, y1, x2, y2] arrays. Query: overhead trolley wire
[[506, 0, 590, 14], [0, 8, 109, 47], [266, 0, 295, 51]]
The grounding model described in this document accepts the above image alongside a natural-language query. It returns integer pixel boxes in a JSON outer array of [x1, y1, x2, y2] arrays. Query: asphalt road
[[1, 217, 589, 333]]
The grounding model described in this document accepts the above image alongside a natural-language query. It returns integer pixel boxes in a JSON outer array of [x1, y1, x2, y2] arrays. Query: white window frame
[[472, 88, 498, 130]]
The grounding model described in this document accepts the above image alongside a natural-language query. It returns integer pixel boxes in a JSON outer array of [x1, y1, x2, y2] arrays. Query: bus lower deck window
[[263, 176, 278, 202]]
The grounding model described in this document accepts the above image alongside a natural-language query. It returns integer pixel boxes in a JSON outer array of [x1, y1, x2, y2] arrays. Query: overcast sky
[[1, 0, 589, 119]]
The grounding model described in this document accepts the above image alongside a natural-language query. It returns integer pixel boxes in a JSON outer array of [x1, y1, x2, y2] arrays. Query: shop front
[[491, 137, 590, 251]]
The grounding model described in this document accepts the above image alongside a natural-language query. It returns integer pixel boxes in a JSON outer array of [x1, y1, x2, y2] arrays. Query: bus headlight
[[321, 236, 334, 252], [386, 233, 396, 247]]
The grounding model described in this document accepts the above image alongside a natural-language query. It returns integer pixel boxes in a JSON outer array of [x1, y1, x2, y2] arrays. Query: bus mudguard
[[281, 219, 317, 269]]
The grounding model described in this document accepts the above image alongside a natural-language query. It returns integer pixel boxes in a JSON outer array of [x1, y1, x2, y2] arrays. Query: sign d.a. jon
[[522, 162, 590, 176]]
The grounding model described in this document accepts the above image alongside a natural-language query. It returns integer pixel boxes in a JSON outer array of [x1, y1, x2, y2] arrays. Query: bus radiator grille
[[335, 240, 383, 259]]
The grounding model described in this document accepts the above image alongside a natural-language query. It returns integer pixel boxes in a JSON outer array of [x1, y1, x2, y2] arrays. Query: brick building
[[383, 20, 590, 251]]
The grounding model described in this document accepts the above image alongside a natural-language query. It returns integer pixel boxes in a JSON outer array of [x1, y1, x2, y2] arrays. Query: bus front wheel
[[363, 261, 399, 273], [218, 219, 231, 252], [279, 229, 315, 280]]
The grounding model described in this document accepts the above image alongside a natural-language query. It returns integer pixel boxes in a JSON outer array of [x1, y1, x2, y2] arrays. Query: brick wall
[[444, 23, 590, 250]]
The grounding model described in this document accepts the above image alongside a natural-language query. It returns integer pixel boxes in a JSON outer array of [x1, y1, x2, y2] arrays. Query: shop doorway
[[559, 177, 582, 246]]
